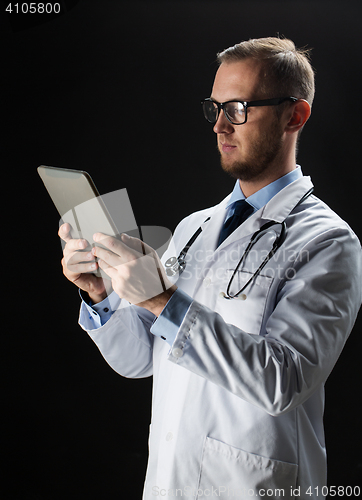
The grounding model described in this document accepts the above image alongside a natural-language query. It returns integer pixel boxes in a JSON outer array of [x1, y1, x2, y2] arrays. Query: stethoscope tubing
[[164, 187, 314, 299], [224, 220, 286, 299]]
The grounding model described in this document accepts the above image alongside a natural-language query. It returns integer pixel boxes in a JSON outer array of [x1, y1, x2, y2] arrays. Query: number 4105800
[[306, 485, 360, 497], [5, 3, 61, 14]]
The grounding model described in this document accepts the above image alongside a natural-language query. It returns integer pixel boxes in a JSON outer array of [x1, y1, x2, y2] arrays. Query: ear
[[285, 99, 311, 133]]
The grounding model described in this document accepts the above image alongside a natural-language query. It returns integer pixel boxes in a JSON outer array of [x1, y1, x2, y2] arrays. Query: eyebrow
[[210, 96, 249, 103]]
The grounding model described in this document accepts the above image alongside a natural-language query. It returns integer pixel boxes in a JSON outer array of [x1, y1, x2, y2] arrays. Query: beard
[[219, 123, 284, 182]]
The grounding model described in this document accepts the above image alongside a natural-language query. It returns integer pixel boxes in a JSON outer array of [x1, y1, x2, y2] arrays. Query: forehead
[[211, 59, 263, 101]]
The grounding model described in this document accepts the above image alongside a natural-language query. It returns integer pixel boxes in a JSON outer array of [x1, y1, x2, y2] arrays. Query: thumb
[[59, 222, 73, 243], [121, 233, 150, 255]]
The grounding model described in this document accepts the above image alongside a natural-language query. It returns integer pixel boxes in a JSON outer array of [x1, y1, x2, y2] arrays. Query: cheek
[[240, 121, 273, 147], [234, 128, 254, 152]]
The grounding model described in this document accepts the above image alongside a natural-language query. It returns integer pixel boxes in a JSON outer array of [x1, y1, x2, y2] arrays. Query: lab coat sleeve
[[79, 299, 155, 378], [150, 288, 193, 345], [76, 213, 204, 379], [79, 290, 122, 329], [167, 226, 362, 415]]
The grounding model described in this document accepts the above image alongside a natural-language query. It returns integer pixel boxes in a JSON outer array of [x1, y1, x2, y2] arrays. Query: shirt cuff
[[78, 289, 121, 329], [150, 288, 193, 346]]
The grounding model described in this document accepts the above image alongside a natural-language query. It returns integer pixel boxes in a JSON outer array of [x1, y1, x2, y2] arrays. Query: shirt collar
[[226, 166, 303, 211]]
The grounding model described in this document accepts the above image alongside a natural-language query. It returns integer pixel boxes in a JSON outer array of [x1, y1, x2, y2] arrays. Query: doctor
[[59, 37, 361, 499]]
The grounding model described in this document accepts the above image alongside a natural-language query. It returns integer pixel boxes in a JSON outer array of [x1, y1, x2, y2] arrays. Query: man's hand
[[92, 232, 177, 316], [59, 223, 112, 304]]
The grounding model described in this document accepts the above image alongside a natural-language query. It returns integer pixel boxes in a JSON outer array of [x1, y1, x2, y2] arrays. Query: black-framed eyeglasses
[[201, 96, 298, 125]]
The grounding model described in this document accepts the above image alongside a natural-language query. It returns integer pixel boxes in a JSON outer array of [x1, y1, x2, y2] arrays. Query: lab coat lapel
[[216, 176, 314, 250], [188, 196, 231, 296], [260, 176, 314, 223], [199, 195, 230, 252], [190, 176, 314, 296]]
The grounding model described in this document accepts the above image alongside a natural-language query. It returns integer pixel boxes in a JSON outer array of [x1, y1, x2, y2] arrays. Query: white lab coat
[[81, 176, 361, 499]]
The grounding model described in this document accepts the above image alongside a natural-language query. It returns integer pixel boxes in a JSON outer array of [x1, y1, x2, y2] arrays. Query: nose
[[213, 110, 234, 135]]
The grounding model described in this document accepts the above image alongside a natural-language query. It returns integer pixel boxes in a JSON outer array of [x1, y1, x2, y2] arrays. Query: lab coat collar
[[226, 166, 304, 213], [259, 176, 314, 223], [201, 176, 314, 253]]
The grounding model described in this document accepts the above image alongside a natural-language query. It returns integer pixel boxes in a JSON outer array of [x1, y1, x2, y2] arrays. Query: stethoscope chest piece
[[165, 256, 186, 277], [164, 217, 211, 277]]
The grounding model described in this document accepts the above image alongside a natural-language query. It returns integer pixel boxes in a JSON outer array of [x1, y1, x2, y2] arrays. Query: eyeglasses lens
[[224, 102, 245, 124], [203, 101, 246, 124], [203, 101, 218, 123]]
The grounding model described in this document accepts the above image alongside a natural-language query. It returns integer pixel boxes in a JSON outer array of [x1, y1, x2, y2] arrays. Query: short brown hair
[[217, 37, 315, 106]]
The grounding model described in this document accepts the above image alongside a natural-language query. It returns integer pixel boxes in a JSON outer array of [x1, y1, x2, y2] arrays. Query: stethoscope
[[164, 188, 314, 299]]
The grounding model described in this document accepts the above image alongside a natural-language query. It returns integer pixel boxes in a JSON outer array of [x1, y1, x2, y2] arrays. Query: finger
[[63, 239, 93, 270], [63, 257, 98, 275], [64, 239, 91, 254], [61, 254, 109, 296], [93, 232, 145, 256], [92, 233, 144, 265], [92, 245, 122, 269], [58, 223, 73, 243], [97, 258, 117, 278], [59, 223, 90, 251], [93, 233, 124, 254], [120, 233, 155, 257]]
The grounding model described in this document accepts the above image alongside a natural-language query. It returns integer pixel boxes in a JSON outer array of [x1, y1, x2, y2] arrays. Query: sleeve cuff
[[150, 288, 193, 346], [78, 289, 121, 329]]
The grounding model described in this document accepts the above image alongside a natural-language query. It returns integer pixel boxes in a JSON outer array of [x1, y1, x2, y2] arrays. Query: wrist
[[143, 285, 178, 317], [88, 290, 108, 304], [86, 279, 113, 304]]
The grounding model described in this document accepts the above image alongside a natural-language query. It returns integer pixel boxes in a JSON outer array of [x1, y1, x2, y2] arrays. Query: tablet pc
[[38, 165, 140, 277]]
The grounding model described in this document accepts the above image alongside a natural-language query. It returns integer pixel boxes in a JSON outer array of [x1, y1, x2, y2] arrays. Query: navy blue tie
[[217, 200, 254, 247]]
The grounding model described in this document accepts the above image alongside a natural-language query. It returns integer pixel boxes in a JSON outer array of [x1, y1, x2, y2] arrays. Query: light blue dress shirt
[[80, 167, 303, 345]]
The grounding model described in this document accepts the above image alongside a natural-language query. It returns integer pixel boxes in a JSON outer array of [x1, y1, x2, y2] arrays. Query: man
[[59, 38, 361, 499]]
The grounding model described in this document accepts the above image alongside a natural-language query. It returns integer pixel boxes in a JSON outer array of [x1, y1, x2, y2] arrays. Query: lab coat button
[[166, 432, 173, 441], [203, 277, 212, 288], [172, 347, 183, 358]]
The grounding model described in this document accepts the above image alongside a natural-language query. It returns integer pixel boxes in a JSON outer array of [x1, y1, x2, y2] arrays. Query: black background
[[2, 1, 361, 498]]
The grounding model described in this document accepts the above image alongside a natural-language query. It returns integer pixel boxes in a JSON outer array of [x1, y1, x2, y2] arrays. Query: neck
[[239, 149, 297, 198]]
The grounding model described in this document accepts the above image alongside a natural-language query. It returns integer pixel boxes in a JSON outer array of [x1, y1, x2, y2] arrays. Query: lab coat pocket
[[197, 437, 298, 499], [216, 270, 273, 335]]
